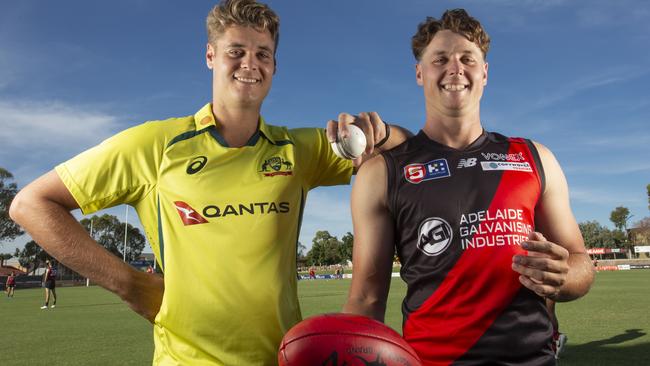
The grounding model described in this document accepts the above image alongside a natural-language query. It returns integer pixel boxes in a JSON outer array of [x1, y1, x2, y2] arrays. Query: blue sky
[[1, 0, 649, 255]]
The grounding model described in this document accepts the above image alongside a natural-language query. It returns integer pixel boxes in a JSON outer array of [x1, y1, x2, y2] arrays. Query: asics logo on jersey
[[417, 217, 453, 256], [186, 156, 208, 174], [404, 159, 451, 184], [174, 201, 208, 225], [457, 158, 477, 169]]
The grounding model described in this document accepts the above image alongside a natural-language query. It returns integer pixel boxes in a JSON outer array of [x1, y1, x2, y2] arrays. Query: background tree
[[338, 232, 354, 263], [578, 221, 615, 248], [15, 240, 49, 274], [0, 167, 23, 246], [631, 217, 650, 246], [297, 241, 306, 261], [610, 206, 634, 257], [80, 213, 146, 261], [307, 231, 343, 266], [0, 252, 12, 267], [610, 206, 632, 231]]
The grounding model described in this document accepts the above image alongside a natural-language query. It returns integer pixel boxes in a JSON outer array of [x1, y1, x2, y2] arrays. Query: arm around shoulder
[[343, 155, 395, 321], [533, 142, 594, 301]]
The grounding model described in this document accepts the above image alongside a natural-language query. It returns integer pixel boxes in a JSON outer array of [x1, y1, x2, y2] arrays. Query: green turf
[[0, 271, 648, 365]]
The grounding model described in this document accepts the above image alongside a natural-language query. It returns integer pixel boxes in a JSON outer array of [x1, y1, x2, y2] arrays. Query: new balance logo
[[174, 201, 208, 226], [457, 158, 477, 169]]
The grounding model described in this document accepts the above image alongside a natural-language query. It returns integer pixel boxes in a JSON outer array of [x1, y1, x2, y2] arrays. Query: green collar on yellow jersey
[[189, 103, 286, 148]]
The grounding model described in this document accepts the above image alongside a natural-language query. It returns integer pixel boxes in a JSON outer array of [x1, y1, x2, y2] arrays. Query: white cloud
[[532, 71, 637, 109], [576, 1, 650, 28], [570, 187, 640, 205], [565, 161, 650, 175], [0, 100, 123, 185]]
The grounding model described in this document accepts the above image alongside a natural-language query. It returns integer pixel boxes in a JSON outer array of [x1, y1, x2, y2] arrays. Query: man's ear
[[415, 63, 423, 86], [483, 62, 488, 86], [206, 43, 215, 70]]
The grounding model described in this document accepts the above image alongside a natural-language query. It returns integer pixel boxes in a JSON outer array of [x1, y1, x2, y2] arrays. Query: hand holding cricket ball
[[327, 112, 390, 160]]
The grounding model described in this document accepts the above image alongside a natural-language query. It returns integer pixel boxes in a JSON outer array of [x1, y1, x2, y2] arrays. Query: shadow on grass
[[559, 329, 648, 365], [47, 302, 123, 308]]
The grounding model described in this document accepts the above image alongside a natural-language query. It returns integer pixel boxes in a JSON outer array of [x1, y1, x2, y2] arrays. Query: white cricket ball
[[331, 124, 367, 160]]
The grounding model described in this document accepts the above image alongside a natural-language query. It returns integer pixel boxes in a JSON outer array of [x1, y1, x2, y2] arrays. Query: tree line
[[1, 167, 650, 270]]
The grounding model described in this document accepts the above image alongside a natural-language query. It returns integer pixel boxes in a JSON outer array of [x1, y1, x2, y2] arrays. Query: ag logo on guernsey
[[404, 159, 450, 184], [417, 217, 453, 256]]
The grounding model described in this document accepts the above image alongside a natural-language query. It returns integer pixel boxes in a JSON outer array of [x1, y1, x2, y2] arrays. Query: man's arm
[[511, 142, 594, 302], [342, 156, 395, 321], [326, 112, 412, 171], [10, 170, 163, 321]]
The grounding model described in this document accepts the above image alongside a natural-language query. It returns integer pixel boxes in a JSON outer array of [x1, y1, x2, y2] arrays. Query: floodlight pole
[[123, 206, 129, 262], [87, 219, 93, 287]]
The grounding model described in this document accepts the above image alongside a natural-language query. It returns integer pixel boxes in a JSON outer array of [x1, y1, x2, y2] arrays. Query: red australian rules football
[[278, 313, 421, 366]]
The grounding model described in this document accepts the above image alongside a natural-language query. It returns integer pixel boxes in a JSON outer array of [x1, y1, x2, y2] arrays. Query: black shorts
[[7, 284, 15, 288], [45, 280, 56, 290]]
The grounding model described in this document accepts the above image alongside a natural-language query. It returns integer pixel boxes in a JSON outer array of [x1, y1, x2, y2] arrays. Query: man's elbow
[[9, 188, 40, 226], [9, 190, 27, 224]]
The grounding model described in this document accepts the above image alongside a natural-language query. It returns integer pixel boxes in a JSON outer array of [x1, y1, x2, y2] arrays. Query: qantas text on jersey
[[174, 201, 290, 225]]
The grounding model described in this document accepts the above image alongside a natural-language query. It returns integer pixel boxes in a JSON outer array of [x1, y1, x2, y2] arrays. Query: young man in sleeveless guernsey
[[6, 272, 16, 298], [41, 260, 58, 309], [343, 9, 595, 366], [10, 1, 410, 365]]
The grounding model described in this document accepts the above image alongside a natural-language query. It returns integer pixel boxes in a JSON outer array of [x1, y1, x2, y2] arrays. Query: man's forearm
[[378, 124, 413, 152], [11, 194, 138, 299], [343, 297, 387, 323], [555, 253, 595, 302]]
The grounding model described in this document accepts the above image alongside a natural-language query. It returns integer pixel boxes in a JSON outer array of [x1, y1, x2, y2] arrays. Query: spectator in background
[[5, 272, 16, 298], [41, 260, 57, 309]]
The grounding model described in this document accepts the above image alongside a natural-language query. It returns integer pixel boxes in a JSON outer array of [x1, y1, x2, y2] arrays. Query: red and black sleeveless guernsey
[[383, 130, 555, 366]]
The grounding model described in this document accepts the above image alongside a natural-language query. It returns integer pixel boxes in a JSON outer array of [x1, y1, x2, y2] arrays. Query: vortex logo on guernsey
[[174, 201, 208, 225], [403, 159, 450, 184]]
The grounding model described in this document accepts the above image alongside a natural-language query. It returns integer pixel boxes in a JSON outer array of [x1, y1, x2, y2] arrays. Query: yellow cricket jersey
[[55, 103, 353, 365]]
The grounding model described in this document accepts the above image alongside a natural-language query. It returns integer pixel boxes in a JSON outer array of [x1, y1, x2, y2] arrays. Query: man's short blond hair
[[206, 0, 280, 52]]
